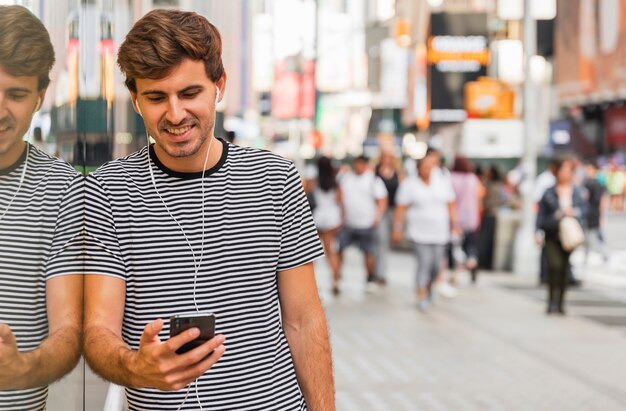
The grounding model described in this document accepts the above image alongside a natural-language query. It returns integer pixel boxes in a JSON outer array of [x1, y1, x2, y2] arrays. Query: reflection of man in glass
[[0, 6, 83, 410], [83, 9, 334, 411]]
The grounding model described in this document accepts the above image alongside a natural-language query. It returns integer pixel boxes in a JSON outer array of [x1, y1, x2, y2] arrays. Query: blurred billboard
[[555, 0, 626, 105], [428, 12, 489, 123]]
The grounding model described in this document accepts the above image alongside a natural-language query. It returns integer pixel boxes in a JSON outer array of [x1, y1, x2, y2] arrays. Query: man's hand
[[535, 231, 545, 246], [129, 319, 226, 391], [0, 324, 29, 390], [563, 208, 576, 217], [451, 225, 463, 237]]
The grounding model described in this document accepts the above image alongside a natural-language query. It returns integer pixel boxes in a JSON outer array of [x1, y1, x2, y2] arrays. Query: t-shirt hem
[[46, 272, 84, 281], [83, 272, 126, 281]]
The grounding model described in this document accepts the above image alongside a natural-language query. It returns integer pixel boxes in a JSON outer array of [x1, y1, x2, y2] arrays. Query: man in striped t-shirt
[[0, 6, 83, 410], [82, 10, 335, 411]]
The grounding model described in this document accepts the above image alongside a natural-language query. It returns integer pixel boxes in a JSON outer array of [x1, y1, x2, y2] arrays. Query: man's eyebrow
[[141, 89, 166, 96], [179, 85, 204, 93], [141, 85, 205, 96]]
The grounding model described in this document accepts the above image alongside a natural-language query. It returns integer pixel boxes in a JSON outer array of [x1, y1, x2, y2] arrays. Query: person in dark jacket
[[536, 156, 588, 315]]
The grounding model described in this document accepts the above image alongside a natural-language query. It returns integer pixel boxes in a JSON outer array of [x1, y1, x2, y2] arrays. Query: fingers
[[163, 327, 201, 353], [0, 324, 15, 346], [166, 340, 227, 390], [176, 334, 225, 365], [139, 318, 164, 347]]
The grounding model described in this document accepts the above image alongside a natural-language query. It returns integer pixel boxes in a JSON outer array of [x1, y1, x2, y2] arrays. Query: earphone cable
[[146, 132, 212, 411], [0, 143, 29, 223]]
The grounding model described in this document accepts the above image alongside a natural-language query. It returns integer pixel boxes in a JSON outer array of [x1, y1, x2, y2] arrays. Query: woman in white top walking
[[392, 153, 457, 311], [312, 156, 343, 294]]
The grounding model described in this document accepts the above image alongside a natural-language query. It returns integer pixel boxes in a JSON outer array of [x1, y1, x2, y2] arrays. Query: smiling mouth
[[0, 125, 11, 132], [164, 125, 194, 135]]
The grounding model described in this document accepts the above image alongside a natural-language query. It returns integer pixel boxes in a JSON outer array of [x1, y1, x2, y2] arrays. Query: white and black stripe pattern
[[84, 139, 324, 410], [0, 144, 82, 411]]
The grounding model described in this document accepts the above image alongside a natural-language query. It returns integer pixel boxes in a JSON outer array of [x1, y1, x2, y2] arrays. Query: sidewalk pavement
[[316, 247, 626, 411], [574, 212, 626, 289]]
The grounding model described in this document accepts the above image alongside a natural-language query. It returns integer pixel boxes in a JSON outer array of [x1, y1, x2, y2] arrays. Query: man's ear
[[215, 71, 227, 103], [35, 88, 47, 112]]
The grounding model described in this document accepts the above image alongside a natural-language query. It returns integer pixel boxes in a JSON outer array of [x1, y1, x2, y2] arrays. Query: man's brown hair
[[117, 9, 224, 93], [0, 5, 55, 90]]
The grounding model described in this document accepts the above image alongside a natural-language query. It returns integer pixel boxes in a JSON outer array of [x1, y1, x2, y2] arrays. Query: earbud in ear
[[215, 88, 220, 104], [135, 100, 143, 118], [34, 97, 42, 112]]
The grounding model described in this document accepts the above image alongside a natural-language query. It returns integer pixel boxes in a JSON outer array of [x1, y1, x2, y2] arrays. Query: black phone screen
[[169, 313, 216, 354]]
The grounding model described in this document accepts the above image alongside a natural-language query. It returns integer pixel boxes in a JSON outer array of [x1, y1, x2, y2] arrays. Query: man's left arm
[[373, 177, 388, 226], [0, 274, 82, 390], [278, 262, 335, 411]]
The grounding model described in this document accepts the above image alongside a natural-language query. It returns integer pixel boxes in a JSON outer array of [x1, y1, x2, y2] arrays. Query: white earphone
[[135, 99, 143, 118], [34, 97, 42, 112]]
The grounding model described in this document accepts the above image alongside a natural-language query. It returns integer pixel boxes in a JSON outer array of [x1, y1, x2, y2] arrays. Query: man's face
[[353, 159, 367, 175], [132, 59, 225, 165], [426, 151, 440, 167], [0, 67, 43, 165]]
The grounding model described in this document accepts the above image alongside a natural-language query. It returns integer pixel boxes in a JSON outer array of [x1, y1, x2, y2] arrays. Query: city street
[[318, 215, 626, 411]]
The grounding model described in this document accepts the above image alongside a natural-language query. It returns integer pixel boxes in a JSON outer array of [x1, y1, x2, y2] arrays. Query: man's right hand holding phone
[[127, 318, 226, 391]]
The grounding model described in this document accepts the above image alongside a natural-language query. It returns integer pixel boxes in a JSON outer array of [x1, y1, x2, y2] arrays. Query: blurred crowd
[[304, 149, 616, 314]]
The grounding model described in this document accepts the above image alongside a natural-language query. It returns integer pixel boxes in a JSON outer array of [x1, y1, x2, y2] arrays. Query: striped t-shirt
[[84, 139, 324, 410], [0, 144, 82, 410]]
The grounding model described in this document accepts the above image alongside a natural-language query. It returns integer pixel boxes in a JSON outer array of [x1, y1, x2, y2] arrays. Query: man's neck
[[0, 140, 27, 170]]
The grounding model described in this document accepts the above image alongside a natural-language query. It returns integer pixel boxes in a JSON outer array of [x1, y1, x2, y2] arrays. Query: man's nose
[[165, 98, 187, 125]]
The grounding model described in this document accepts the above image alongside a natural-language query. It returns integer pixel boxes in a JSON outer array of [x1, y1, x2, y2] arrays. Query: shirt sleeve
[[82, 174, 127, 280], [277, 162, 324, 272], [374, 176, 388, 199], [395, 179, 412, 206], [45, 173, 85, 280]]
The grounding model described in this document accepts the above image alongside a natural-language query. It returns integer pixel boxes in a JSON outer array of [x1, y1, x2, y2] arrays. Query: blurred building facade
[[554, 0, 626, 160]]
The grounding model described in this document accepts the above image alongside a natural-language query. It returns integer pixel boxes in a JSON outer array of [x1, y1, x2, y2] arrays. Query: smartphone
[[169, 312, 216, 355]]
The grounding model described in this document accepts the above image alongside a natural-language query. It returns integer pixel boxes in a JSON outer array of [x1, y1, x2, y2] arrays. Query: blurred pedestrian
[[375, 149, 404, 285], [606, 161, 624, 211], [423, 148, 459, 297], [478, 165, 506, 270], [312, 156, 343, 294], [583, 160, 610, 264], [536, 156, 588, 315], [534, 159, 558, 285], [392, 154, 456, 311], [450, 156, 481, 283], [337, 155, 388, 292]]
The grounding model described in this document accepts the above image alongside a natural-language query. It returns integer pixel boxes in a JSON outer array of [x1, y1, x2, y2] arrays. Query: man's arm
[[83, 275, 226, 391], [278, 262, 335, 411], [391, 204, 407, 245], [336, 187, 345, 226], [600, 192, 609, 227], [448, 202, 460, 234], [0, 274, 82, 390], [374, 197, 388, 226]]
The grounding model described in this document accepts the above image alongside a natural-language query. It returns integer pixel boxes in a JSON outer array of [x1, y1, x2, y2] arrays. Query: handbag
[[559, 216, 585, 252]]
